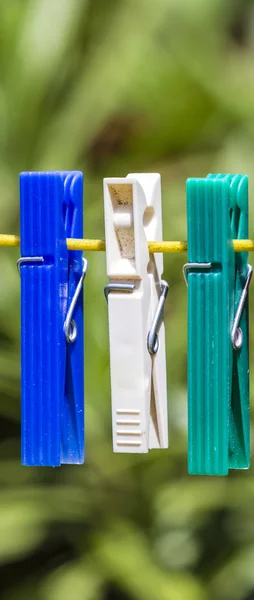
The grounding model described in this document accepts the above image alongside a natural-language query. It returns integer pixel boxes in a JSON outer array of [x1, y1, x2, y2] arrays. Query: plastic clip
[[104, 173, 168, 453], [19, 171, 85, 466], [186, 174, 251, 475]]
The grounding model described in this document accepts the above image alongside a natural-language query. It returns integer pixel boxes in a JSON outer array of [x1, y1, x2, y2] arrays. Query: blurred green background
[[1, 0, 254, 599]]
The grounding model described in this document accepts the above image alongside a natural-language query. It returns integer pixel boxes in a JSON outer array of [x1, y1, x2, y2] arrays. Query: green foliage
[[0, 0, 254, 598]]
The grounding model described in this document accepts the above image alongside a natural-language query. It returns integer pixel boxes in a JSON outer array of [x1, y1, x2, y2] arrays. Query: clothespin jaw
[[186, 174, 250, 475], [20, 171, 85, 466], [104, 174, 168, 453]]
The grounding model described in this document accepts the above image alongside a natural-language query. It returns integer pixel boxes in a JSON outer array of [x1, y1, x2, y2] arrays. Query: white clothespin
[[103, 173, 168, 453]]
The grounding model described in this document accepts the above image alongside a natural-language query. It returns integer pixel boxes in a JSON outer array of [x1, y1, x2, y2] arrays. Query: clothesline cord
[[0, 234, 252, 253]]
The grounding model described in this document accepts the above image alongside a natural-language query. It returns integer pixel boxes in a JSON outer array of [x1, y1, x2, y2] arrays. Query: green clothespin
[[184, 174, 252, 475]]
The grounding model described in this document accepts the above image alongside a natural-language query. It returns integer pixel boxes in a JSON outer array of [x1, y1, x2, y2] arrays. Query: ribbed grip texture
[[20, 171, 84, 466], [187, 173, 249, 475]]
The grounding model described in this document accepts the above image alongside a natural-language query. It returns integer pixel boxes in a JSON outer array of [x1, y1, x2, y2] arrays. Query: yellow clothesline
[[0, 234, 253, 253]]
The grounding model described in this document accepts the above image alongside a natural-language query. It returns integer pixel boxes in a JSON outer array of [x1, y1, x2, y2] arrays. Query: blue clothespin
[[19, 171, 86, 466]]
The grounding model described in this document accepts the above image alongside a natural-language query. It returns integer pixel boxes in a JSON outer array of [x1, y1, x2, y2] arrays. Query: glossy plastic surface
[[187, 174, 249, 475], [20, 171, 84, 466], [103, 173, 168, 453]]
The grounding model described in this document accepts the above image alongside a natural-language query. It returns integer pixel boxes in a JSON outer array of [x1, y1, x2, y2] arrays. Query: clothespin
[[103, 173, 168, 453], [19, 171, 86, 466], [184, 174, 252, 475]]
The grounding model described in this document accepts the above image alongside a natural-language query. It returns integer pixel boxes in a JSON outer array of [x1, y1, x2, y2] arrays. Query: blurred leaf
[[92, 521, 206, 600], [0, 494, 47, 561], [41, 560, 102, 600]]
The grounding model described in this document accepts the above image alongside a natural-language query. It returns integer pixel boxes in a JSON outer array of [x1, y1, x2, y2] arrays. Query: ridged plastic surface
[[187, 174, 249, 475], [226, 175, 249, 470], [20, 171, 84, 466]]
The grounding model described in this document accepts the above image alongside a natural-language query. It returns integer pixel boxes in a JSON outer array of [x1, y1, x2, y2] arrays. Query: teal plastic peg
[[185, 174, 251, 476]]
